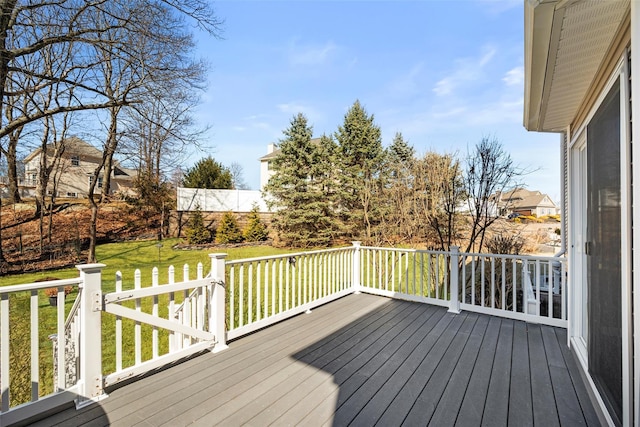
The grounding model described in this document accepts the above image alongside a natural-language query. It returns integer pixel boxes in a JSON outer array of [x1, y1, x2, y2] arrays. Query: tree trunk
[[87, 198, 98, 263], [100, 107, 119, 203], [0, 196, 5, 264], [6, 131, 21, 203]]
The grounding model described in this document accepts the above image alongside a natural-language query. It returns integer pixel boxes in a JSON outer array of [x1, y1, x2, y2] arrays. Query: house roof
[[495, 188, 556, 210], [512, 193, 555, 210], [258, 137, 322, 161], [499, 188, 541, 202], [23, 137, 103, 162], [523, 0, 629, 132]]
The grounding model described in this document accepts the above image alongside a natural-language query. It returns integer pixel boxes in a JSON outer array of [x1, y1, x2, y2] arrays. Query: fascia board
[[524, 0, 559, 131]]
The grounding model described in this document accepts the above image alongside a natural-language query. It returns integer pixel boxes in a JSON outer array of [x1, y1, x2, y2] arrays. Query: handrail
[[0, 278, 82, 294], [225, 246, 352, 265]]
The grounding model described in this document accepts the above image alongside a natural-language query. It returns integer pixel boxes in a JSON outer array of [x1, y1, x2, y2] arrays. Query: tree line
[[0, 0, 223, 264], [264, 101, 523, 251]]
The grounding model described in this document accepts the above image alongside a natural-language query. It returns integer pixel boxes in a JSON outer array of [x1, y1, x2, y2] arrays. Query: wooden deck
[[27, 293, 599, 426]]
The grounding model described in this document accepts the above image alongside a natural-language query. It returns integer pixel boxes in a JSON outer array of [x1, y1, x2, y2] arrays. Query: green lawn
[[1, 238, 295, 287]]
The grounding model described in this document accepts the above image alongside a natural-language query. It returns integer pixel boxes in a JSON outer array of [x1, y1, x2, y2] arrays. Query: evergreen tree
[[263, 113, 334, 248], [182, 156, 233, 189], [388, 132, 415, 165], [216, 211, 243, 244], [184, 205, 213, 244], [243, 205, 269, 242], [334, 100, 385, 241]]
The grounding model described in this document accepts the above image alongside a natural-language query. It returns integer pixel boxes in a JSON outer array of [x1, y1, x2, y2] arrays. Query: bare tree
[[0, 0, 221, 208], [84, 2, 215, 262], [419, 152, 465, 250], [463, 137, 522, 253], [230, 162, 249, 190]]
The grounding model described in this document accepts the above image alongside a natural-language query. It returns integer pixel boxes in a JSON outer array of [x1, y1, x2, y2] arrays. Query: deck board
[[24, 293, 599, 427], [509, 320, 534, 426]]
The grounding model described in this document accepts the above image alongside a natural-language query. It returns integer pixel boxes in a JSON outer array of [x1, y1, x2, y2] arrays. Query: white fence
[[177, 187, 269, 212], [0, 244, 566, 425]]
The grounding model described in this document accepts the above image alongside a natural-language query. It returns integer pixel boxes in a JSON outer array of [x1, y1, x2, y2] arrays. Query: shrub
[[216, 211, 243, 244], [184, 206, 213, 244], [243, 206, 268, 242], [486, 233, 524, 255]]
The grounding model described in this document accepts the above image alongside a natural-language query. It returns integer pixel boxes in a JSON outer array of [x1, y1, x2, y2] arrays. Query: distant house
[[496, 188, 558, 217], [258, 143, 278, 190], [22, 137, 136, 198], [258, 138, 322, 190]]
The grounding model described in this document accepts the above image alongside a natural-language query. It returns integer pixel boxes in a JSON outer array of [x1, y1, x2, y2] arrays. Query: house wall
[[260, 143, 276, 190], [24, 152, 132, 198]]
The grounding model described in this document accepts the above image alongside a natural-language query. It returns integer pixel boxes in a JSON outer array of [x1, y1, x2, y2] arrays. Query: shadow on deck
[[27, 293, 599, 426]]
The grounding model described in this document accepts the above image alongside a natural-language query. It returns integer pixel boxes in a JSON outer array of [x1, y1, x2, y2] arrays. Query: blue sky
[[191, 0, 561, 201]]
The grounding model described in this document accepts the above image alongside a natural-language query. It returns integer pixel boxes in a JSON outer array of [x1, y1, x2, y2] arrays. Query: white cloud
[[433, 76, 455, 96], [432, 45, 497, 96], [288, 40, 337, 66], [503, 66, 524, 86]]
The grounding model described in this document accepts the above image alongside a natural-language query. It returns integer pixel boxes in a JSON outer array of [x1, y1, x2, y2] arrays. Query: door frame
[[567, 54, 632, 425]]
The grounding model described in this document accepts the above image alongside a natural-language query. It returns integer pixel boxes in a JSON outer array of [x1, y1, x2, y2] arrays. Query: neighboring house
[[259, 143, 278, 190], [22, 137, 136, 198], [496, 188, 558, 217], [524, 1, 636, 424], [258, 138, 322, 190]]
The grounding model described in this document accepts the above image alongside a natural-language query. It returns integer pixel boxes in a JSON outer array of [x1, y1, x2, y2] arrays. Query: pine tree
[[263, 113, 335, 248], [243, 205, 269, 242], [216, 211, 243, 244], [334, 100, 385, 241], [388, 132, 415, 165], [184, 205, 213, 244], [182, 156, 233, 189]]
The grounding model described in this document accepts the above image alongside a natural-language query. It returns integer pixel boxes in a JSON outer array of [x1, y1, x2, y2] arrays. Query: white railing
[[50, 288, 83, 391], [225, 247, 354, 340], [357, 245, 565, 327], [102, 255, 226, 389], [0, 268, 95, 427], [458, 252, 566, 327], [0, 244, 567, 425], [358, 246, 454, 309]]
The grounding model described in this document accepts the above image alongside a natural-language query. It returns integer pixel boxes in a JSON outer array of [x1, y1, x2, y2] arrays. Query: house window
[[71, 156, 79, 166], [89, 176, 103, 188]]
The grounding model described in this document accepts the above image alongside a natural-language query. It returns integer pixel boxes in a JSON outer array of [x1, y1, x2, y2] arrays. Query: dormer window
[[71, 155, 79, 166]]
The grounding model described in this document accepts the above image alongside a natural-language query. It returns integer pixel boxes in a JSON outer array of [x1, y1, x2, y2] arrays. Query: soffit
[[524, 0, 629, 132]]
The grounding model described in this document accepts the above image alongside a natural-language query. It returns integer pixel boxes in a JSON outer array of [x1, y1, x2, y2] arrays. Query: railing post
[[448, 246, 460, 314], [75, 263, 107, 408], [351, 241, 362, 293], [210, 254, 229, 353]]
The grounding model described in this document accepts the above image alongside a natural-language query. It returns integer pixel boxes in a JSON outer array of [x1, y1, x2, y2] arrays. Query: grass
[[1, 238, 295, 287]]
